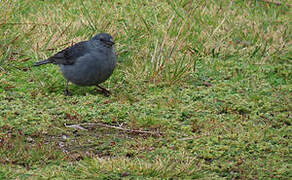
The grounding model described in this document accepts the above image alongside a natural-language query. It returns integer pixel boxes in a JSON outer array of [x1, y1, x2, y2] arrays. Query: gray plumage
[[34, 33, 116, 96]]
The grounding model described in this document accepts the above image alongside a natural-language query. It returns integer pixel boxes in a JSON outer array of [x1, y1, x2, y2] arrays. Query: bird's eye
[[100, 38, 105, 41]]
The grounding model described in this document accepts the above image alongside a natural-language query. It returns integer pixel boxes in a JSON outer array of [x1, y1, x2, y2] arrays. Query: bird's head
[[92, 33, 115, 47]]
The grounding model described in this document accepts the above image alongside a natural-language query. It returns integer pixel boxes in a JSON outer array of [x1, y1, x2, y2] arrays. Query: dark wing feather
[[48, 41, 88, 65]]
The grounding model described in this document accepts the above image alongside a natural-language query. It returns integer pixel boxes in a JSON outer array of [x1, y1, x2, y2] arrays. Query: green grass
[[0, 0, 291, 179]]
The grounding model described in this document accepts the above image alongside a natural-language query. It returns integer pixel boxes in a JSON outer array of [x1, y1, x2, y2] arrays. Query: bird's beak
[[106, 40, 115, 46]]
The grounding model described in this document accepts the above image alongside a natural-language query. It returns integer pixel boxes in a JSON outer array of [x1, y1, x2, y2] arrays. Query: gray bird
[[34, 33, 116, 96]]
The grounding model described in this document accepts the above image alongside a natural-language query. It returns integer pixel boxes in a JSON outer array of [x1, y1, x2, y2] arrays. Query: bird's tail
[[34, 59, 51, 66]]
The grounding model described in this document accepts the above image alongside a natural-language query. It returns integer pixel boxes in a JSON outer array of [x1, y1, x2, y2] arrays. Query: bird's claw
[[64, 89, 72, 96]]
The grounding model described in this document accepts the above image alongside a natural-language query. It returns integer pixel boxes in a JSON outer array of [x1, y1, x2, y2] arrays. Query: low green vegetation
[[0, 0, 291, 179]]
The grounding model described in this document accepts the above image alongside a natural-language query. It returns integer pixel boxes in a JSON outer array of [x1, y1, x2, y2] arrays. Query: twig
[[73, 122, 163, 137], [64, 123, 87, 130], [257, 0, 292, 7], [95, 123, 162, 136]]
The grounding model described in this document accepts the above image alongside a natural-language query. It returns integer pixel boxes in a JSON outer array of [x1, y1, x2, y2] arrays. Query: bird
[[34, 33, 116, 96]]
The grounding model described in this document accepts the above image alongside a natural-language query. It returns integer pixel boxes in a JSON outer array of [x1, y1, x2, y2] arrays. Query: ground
[[0, 0, 291, 179]]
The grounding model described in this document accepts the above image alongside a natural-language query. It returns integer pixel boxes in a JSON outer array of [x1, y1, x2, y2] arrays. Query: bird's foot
[[96, 85, 111, 97], [64, 89, 72, 96]]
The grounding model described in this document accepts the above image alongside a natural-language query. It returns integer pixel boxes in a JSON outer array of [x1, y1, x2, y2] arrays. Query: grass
[[0, 0, 291, 179]]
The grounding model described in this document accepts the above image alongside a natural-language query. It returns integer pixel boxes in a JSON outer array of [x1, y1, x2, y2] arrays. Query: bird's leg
[[64, 80, 72, 96], [96, 84, 110, 97]]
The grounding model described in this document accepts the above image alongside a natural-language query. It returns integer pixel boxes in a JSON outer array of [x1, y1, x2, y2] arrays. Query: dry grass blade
[[51, 22, 72, 46], [151, 39, 159, 64], [168, 19, 187, 61], [257, 0, 292, 7], [157, 15, 175, 63], [151, 15, 178, 82], [211, 17, 226, 37], [0, 22, 58, 27], [45, 42, 73, 51]]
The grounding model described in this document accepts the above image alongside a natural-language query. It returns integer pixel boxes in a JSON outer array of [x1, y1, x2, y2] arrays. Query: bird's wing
[[48, 41, 89, 65]]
